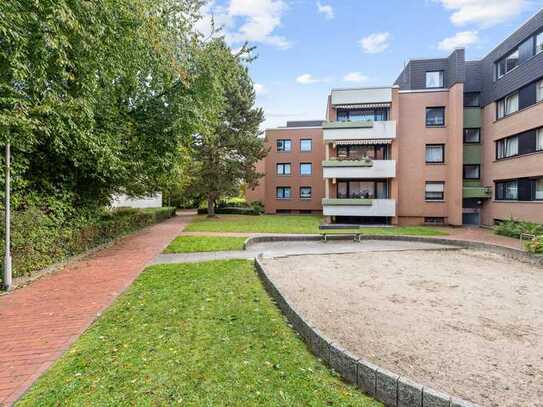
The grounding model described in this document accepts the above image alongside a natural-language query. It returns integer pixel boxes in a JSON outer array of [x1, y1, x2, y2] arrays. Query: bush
[[525, 236, 543, 254], [217, 197, 248, 208], [0, 206, 176, 280], [494, 218, 543, 239], [250, 201, 264, 215], [197, 207, 260, 216]]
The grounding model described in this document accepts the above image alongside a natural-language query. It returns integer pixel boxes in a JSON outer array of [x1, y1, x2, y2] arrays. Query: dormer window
[[425, 71, 444, 88]]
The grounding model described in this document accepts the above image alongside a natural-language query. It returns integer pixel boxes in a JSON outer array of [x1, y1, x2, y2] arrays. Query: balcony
[[323, 120, 396, 142], [322, 198, 396, 217], [322, 159, 396, 179], [463, 186, 492, 199]]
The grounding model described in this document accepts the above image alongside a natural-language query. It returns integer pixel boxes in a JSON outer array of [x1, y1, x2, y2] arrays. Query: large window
[[495, 178, 543, 201], [537, 79, 543, 103], [496, 49, 519, 79], [464, 128, 481, 143], [336, 144, 388, 160], [277, 139, 291, 152], [276, 187, 291, 200], [300, 163, 312, 176], [496, 127, 543, 159], [425, 144, 445, 163], [426, 71, 444, 88], [496, 92, 519, 119], [426, 107, 445, 127], [276, 163, 291, 175], [464, 92, 480, 107], [463, 164, 480, 180], [300, 139, 312, 152], [495, 31, 543, 79], [537, 32, 543, 55], [425, 182, 445, 201], [336, 108, 389, 122], [337, 180, 388, 199], [300, 187, 312, 200]]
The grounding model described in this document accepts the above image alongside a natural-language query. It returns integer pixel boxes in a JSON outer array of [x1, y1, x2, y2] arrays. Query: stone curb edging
[[254, 257, 480, 407], [245, 234, 543, 267]]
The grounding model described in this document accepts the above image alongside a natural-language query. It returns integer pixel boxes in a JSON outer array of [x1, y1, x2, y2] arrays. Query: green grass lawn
[[185, 215, 447, 236], [18, 260, 379, 406], [164, 236, 247, 253]]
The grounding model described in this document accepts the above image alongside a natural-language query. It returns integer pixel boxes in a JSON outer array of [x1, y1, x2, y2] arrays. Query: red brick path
[[0, 214, 190, 406]]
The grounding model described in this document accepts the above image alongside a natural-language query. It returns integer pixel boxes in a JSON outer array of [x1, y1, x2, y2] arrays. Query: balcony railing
[[463, 186, 492, 199], [323, 120, 396, 141], [323, 159, 396, 179], [322, 198, 396, 217]]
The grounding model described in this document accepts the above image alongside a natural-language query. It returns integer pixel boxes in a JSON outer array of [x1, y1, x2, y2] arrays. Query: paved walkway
[[0, 214, 190, 406], [153, 239, 458, 264]]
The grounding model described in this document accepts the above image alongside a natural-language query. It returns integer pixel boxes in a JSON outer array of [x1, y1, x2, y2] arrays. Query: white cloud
[[437, 0, 528, 27], [438, 31, 479, 51], [359, 32, 391, 54], [253, 83, 267, 95], [296, 74, 321, 84], [343, 72, 369, 83], [316, 2, 334, 19], [195, 0, 290, 49]]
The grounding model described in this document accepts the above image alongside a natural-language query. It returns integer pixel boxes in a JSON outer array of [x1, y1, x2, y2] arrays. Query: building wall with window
[[246, 126, 325, 214]]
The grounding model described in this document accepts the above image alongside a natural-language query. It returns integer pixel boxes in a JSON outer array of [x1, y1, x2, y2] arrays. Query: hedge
[[197, 207, 261, 216], [0, 206, 176, 281]]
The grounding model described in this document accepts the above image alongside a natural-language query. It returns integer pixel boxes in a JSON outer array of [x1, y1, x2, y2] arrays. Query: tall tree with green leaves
[[187, 40, 267, 217]]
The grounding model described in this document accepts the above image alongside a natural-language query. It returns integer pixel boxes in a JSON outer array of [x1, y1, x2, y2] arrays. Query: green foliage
[[525, 236, 543, 254], [164, 236, 246, 253], [18, 260, 378, 406], [0, 206, 175, 280], [494, 218, 543, 239]]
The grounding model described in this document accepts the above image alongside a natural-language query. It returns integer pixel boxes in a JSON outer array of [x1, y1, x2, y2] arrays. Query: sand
[[261, 249, 543, 407]]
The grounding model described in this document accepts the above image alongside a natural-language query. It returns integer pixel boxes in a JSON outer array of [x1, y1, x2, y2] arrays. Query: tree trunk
[[207, 194, 216, 217]]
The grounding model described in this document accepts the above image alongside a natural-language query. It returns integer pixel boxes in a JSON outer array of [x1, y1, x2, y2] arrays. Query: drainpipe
[[3, 142, 12, 290]]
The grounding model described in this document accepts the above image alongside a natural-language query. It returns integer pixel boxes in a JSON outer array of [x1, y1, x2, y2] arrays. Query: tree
[[187, 40, 266, 217]]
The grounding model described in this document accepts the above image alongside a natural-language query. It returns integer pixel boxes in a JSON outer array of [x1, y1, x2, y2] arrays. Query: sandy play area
[[261, 249, 543, 407]]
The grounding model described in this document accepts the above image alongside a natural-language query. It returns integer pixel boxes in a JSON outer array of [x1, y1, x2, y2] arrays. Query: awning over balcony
[[334, 139, 392, 145], [334, 103, 391, 109]]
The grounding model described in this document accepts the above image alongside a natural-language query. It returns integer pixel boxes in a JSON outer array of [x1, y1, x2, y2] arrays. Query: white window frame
[[537, 128, 543, 152], [276, 163, 291, 176], [300, 139, 312, 152], [300, 163, 312, 176], [497, 92, 519, 119], [537, 32, 543, 55], [536, 178, 543, 200], [426, 71, 444, 88], [425, 182, 445, 201], [537, 79, 543, 103]]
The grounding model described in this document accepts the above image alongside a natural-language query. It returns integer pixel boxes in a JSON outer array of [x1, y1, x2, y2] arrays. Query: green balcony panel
[[463, 186, 492, 199], [463, 144, 482, 164], [463, 108, 481, 128], [322, 198, 373, 206], [322, 159, 373, 167], [463, 179, 482, 187], [323, 121, 374, 129]]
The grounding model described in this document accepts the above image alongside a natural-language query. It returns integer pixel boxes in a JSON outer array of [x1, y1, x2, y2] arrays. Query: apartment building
[[247, 10, 543, 226]]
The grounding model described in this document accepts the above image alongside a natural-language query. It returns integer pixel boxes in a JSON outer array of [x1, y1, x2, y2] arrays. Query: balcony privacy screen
[[334, 139, 392, 145]]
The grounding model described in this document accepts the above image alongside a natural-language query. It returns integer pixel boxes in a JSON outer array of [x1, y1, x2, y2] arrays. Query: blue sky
[[197, 0, 543, 129]]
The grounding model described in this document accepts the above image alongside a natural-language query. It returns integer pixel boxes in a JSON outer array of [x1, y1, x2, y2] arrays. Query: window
[[425, 144, 445, 163], [336, 108, 389, 122], [426, 107, 445, 127], [464, 128, 481, 143], [276, 163, 291, 175], [497, 92, 519, 119], [537, 79, 543, 103], [496, 49, 519, 79], [300, 139, 312, 152], [276, 187, 291, 200], [537, 32, 543, 54], [337, 144, 387, 160], [496, 180, 518, 200], [538, 128, 543, 151], [425, 182, 445, 201], [536, 179, 543, 200], [463, 164, 480, 180], [300, 163, 312, 176], [277, 139, 291, 152], [300, 187, 312, 200], [464, 93, 480, 107], [496, 128, 543, 159], [424, 217, 445, 225], [337, 180, 388, 199], [496, 136, 519, 159], [426, 71, 444, 88]]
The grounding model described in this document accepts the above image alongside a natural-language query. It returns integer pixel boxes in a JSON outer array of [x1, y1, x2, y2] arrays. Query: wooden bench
[[319, 225, 361, 242]]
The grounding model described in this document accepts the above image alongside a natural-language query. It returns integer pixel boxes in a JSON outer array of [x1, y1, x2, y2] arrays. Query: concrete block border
[[254, 257, 481, 407], [245, 234, 543, 267]]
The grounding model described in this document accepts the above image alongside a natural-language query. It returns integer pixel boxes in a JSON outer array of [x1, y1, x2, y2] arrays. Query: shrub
[[197, 207, 260, 216], [0, 206, 176, 281], [494, 218, 543, 239], [525, 236, 543, 254], [250, 201, 264, 215]]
